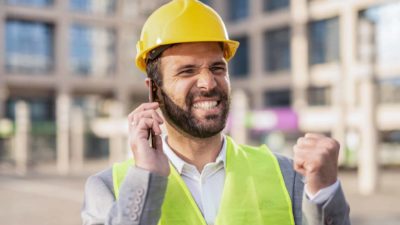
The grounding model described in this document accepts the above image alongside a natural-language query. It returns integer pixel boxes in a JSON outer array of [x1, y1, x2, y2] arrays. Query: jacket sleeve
[[81, 166, 168, 225], [302, 183, 351, 225], [275, 153, 351, 225]]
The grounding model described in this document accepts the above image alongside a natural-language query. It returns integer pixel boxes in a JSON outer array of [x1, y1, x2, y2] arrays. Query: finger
[[151, 119, 162, 135], [154, 134, 163, 151], [132, 110, 164, 125], [137, 118, 158, 134], [297, 137, 317, 147], [133, 102, 159, 114], [304, 133, 325, 139], [316, 138, 340, 151], [136, 118, 163, 139], [293, 156, 306, 176]]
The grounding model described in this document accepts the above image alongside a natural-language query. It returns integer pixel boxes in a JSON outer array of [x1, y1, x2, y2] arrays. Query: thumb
[[154, 134, 163, 151]]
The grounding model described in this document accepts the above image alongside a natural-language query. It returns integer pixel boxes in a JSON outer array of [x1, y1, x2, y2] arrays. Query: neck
[[165, 123, 224, 173]]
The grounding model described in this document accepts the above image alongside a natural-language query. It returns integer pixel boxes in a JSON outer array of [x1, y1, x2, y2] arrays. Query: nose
[[196, 69, 217, 91]]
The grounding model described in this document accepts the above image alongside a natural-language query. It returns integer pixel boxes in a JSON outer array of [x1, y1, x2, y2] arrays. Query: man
[[82, 0, 351, 225]]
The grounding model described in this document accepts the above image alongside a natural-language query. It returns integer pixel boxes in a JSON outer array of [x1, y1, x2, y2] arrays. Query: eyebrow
[[174, 60, 227, 75], [210, 60, 227, 67]]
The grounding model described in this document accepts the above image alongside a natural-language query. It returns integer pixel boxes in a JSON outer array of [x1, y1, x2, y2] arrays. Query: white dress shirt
[[162, 135, 339, 225]]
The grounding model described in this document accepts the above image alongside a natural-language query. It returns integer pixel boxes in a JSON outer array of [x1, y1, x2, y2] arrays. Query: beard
[[158, 87, 230, 138]]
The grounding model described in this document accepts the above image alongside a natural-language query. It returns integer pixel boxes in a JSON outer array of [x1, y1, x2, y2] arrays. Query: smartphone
[[148, 79, 157, 148]]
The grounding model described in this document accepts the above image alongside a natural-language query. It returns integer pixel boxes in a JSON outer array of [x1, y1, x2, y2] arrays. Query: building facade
[[1, 0, 400, 180]]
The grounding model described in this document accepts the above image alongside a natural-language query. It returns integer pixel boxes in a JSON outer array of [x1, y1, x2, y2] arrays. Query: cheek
[[163, 80, 194, 106], [217, 76, 231, 93]]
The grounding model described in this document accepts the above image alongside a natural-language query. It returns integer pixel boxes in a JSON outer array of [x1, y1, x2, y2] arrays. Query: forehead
[[160, 42, 225, 70]]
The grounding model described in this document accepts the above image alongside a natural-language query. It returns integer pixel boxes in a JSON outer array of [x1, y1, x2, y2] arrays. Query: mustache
[[186, 88, 227, 107]]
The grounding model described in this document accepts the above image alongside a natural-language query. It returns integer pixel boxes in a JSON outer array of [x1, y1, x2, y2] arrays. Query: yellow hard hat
[[135, 0, 240, 72]]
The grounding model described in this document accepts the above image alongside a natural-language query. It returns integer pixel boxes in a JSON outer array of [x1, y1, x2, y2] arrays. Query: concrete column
[[290, 0, 309, 110], [14, 101, 30, 176], [358, 19, 379, 195], [230, 90, 248, 144], [109, 101, 125, 164], [334, 6, 357, 165], [71, 107, 84, 172], [249, 28, 263, 79], [56, 92, 71, 175]]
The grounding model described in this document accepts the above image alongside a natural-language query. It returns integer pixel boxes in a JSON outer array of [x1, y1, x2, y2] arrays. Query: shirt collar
[[162, 135, 227, 174]]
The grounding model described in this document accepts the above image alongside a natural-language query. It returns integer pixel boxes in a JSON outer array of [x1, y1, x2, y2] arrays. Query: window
[[229, 0, 249, 22], [6, 0, 52, 7], [5, 20, 54, 74], [199, 0, 211, 6], [264, 89, 291, 107], [307, 86, 331, 106], [308, 17, 340, 65], [263, 0, 289, 12], [359, 2, 400, 67], [6, 97, 54, 121], [229, 36, 249, 78], [378, 78, 400, 104], [70, 24, 116, 76], [264, 27, 291, 72], [70, 0, 116, 15]]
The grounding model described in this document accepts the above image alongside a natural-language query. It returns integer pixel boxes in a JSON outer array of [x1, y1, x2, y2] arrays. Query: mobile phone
[[148, 79, 157, 148]]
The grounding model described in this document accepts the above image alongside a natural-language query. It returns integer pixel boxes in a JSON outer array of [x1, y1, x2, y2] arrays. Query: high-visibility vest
[[113, 136, 295, 225]]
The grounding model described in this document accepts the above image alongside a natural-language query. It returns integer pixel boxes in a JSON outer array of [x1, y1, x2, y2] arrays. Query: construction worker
[[82, 1, 350, 224]]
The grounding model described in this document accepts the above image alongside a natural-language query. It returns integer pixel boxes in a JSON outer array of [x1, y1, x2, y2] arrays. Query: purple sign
[[226, 107, 298, 132]]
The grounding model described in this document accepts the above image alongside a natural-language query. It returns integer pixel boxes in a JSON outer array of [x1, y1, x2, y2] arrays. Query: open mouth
[[192, 100, 220, 110]]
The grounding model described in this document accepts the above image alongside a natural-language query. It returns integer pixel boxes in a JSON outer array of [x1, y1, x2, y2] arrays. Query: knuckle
[[297, 137, 305, 145]]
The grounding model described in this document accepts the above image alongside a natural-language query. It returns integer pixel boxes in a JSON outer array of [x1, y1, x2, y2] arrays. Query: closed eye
[[210, 66, 226, 75], [178, 68, 197, 76]]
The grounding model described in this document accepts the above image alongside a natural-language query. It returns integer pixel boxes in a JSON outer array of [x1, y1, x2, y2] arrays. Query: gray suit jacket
[[81, 154, 351, 225]]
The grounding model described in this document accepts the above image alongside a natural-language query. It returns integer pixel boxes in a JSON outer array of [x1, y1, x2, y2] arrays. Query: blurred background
[[0, 0, 399, 224]]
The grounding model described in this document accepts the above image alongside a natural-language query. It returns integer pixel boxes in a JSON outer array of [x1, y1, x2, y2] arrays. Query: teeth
[[193, 101, 218, 110]]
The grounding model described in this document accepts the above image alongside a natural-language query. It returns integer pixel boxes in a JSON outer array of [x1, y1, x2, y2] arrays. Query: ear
[[145, 78, 151, 88]]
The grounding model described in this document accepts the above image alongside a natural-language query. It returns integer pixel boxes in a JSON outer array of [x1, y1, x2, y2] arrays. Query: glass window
[[378, 78, 400, 104], [263, 0, 289, 12], [70, 24, 116, 77], [200, 0, 211, 5], [6, 0, 52, 7], [70, 0, 116, 15], [264, 89, 291, 107], [307, 86, 331, 106], [229, 36, 249, 78], [6, 97, 55, 121], [308, 17, 340, 65], [359, 2, 400, 67], [5, 20, 54, 74], [229, 0, 249, 22], [264, 27, 291, 72]]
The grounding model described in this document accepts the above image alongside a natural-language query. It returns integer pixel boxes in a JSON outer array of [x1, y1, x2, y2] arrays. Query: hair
[[145, 56, 163, 87]]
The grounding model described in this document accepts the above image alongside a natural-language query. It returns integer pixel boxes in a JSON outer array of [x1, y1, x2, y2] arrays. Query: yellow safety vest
[[113, 136, 295, 225]]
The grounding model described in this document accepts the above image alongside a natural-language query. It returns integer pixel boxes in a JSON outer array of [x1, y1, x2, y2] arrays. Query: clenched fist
[[128, 102, 170, 177], [293, 133, 340, 195]]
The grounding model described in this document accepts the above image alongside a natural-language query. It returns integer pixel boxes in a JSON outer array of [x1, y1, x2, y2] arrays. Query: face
[[157, 42, 231, 138]]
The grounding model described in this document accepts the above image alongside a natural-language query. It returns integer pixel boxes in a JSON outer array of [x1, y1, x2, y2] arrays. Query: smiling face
[[157, 42, 231, 138]]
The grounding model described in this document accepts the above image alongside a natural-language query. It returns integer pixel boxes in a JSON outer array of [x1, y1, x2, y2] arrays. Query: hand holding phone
[[127, 79, 169, 176]]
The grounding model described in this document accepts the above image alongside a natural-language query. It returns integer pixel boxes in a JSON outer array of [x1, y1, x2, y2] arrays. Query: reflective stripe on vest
[[112, 136, 295, 225]]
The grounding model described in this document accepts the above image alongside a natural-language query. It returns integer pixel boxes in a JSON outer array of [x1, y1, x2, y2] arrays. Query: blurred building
[[205, 0, 400, 168], [0, 0, 400, 176], [0, 0, 169, 171]]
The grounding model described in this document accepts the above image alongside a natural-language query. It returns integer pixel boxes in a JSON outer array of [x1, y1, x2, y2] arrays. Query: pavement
[[0, 163, 399, 225]]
